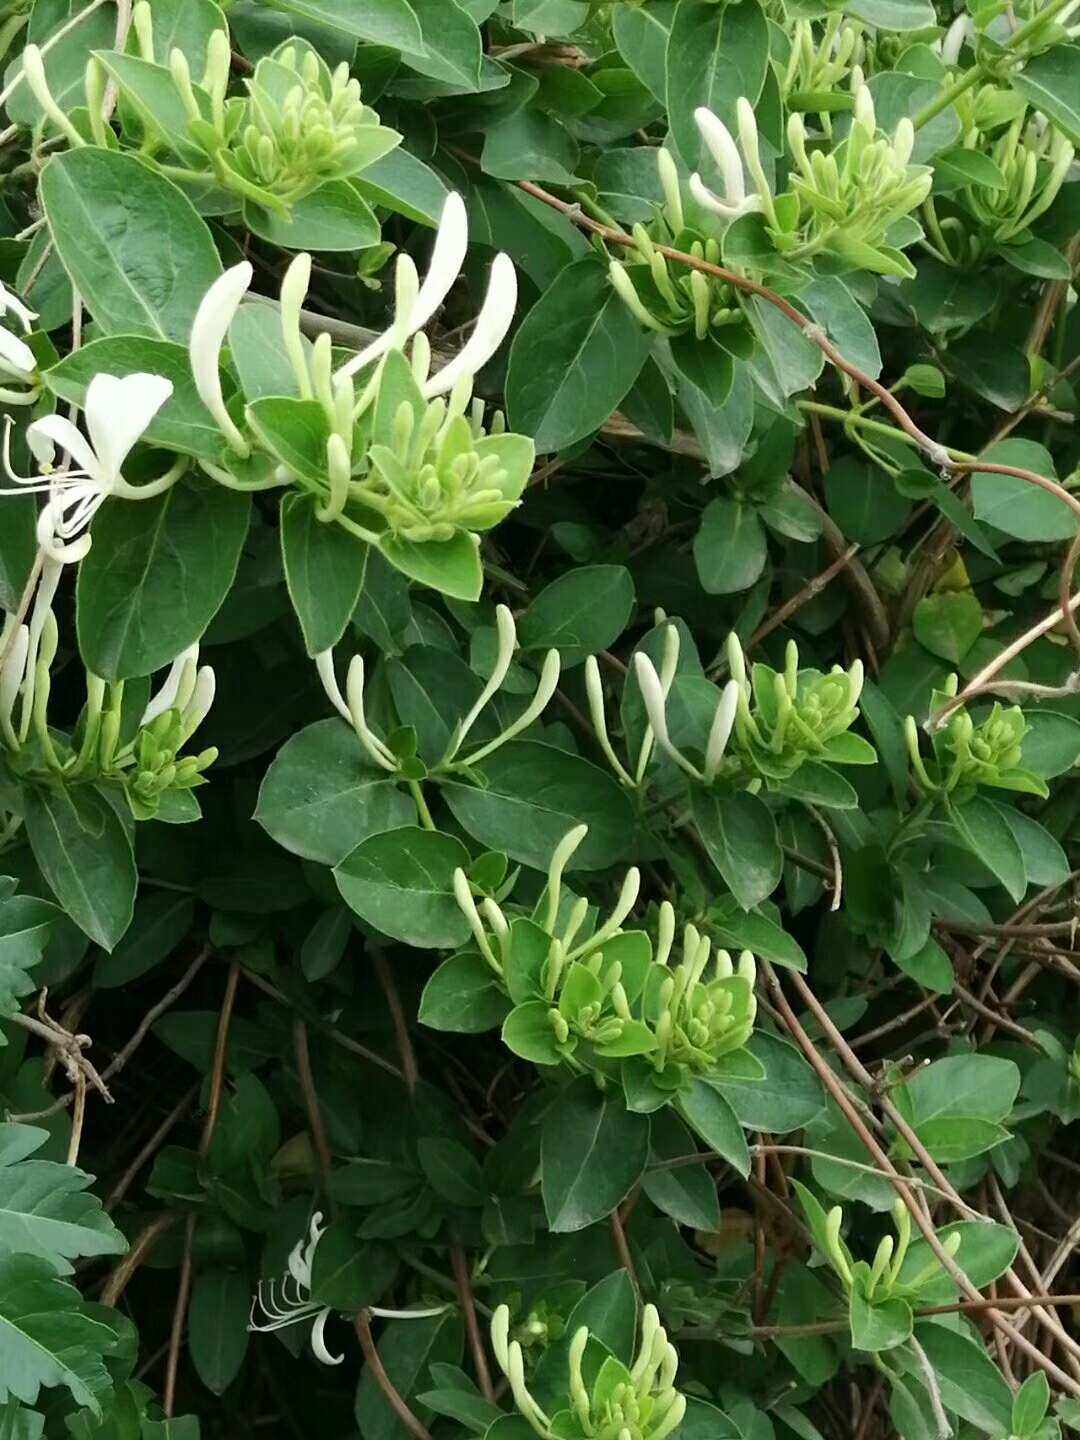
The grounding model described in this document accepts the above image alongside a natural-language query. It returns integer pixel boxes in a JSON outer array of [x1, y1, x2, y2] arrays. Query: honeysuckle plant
[[0, 0, 1078, 1437]]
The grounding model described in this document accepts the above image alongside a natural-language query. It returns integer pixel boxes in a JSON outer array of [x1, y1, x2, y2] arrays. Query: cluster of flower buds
[[224, 46, 398, 208], [317, 602, 560, 777], [908, 679, 1043, 798], [0, 584, 216, 817], [607, 147, 744, 339], [0, 281, 39, 407], [189, 193, 529, 572], [951, 108, 1074, 254], [725, 632, 867, 781], [690, 89, 930, 277], [781, 17, 866, 116], [491, 1303, 687, 1440], [646, 909, 757, 1081], [818, 1197, 962, 1303]]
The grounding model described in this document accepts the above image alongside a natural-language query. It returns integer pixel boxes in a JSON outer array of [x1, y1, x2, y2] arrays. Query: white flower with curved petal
[[249, 1211, 447, 1367], [336, 192, 470, 381], [0, 282, 36, 334], [0, 324, 36, 381], [190, 261, 253, 455], [421, 252, 517, 398], [141, 644, 200, 726], [4, 372, 173, 563]]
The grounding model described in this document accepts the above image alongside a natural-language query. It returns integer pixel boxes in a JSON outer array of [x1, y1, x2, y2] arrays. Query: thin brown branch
[[451, 1245, 495, 1403], [354, 1310, 434, 1440], [294, 1019, 334, 1205], [163, 963, 240, 1417], [106, 1085, 197, 1211], [372, 949, 418, 1094], [101, 1211, 180, 1308]]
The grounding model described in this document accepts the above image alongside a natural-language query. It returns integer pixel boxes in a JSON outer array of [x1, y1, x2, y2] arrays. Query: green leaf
[[256, 719, 416, 866], [0, 1256, 115, 1416], [0, 898, 55, 1026], [44, 334, 228, 465], [642, 1110, 722, 1230], [517, 566, 635, 666], [3, 0, 116, 133], [334, 826, 471, 949], [901, 1053, 1020, 1126], [713, 1032, 825, 1133], [379, 531, 484, 602], [506, 258, 651, 452], [676, 1078, 749, 1177], [906, 1321, 1012, 1434], [354, 1312, 464, 1440], [23, 787, 135, 952], [76, 478, 250, 681], [541, 1077, 651, 1232], [354, 149, 451, 227], [970, 440, 1075, 542], [694, 498, 767, 596], [418, 1137, 486, 1206], [246, 398, 331, 486], [269, 0, 424, 53], [825, 457, 910, 546], [40, 149, 222, 343], [187, 1270, 249, 1396], [1019, 710, 1080, 778], [1012, 45, 1080, 145], [281, 493, 368, 655], [1013, 1374, 1051, 1438], [0, 1125, 125, 1271], [895, 1221, 1019, 1302], [310, 1227, 398, 1309], [442, 741, 637, 872], [419, 951, 511, 1033], [665, 0, 769, 166], [912, 592, 982, 664], [949, 795, 1027, 902], [691, 789, 781, 910], [244, 180, 382, 252], [502, 1000, 564, 1064], [849, 1283, 912, 1352]]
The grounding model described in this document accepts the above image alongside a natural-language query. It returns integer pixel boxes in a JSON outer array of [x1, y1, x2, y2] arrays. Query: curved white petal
[[315, 650, 351, 722], [310, 1308, 344, 1366], [84, 372, 173, 482], [26, 414, 100, 483], [0, 325, 36, 376], [36, 489, 96, 564], [191, 262, 252, 443], [410, 192, 469, 332], [142, 643, 200, 726], [335, 193, 468, 381], [0, 283, 37, 333], [694, 107, 745, 205], [634, 652, 671, 748], [689, 173, 741, 217], [704, 679, 740, 780], [422, 253, 517, 399]]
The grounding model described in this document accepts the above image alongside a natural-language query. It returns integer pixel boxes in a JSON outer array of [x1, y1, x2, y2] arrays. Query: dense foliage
[[0, 0, 1077, 1435]]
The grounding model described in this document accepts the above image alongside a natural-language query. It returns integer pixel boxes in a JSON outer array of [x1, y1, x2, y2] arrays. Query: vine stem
[[451, 1245, 496, 1403], [372, 949, 419, 1094], [354, 1310, 434, 1440], [294, 1019, 334, 1208], [761, 960, 1080, 1396], [163, 963, 240, 1418]]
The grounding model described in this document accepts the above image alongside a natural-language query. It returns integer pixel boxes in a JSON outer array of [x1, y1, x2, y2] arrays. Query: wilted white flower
[[2, 372, 174, 563], [249, 1211, 445, 1366]]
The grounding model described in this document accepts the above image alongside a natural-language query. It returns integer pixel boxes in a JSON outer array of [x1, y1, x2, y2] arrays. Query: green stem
[[798, 400, 978, 462], [913, 0, 1076, 130], [409, 779, 435, 831]]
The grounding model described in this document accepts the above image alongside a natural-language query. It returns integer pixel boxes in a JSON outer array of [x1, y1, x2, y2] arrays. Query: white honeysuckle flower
[[0, 324, 36, 380], [447, 603, 517, 760], [938, 13, 973, 64], [179, 665, 216, 742], [0, 282, 37, 334], [190, 261, 253, 456], [853, 83, 876, 133], [346, 654, 399, 771], [2, 372, 173, 563], [249, 1211, 446, 1366], [314, 649, 351, 723], [691, 107, 756, 218], [703, 679, 740, 783], [335, 192, 470, 381], [421, 252, 517, 399], [141, 644, 200, 727]]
